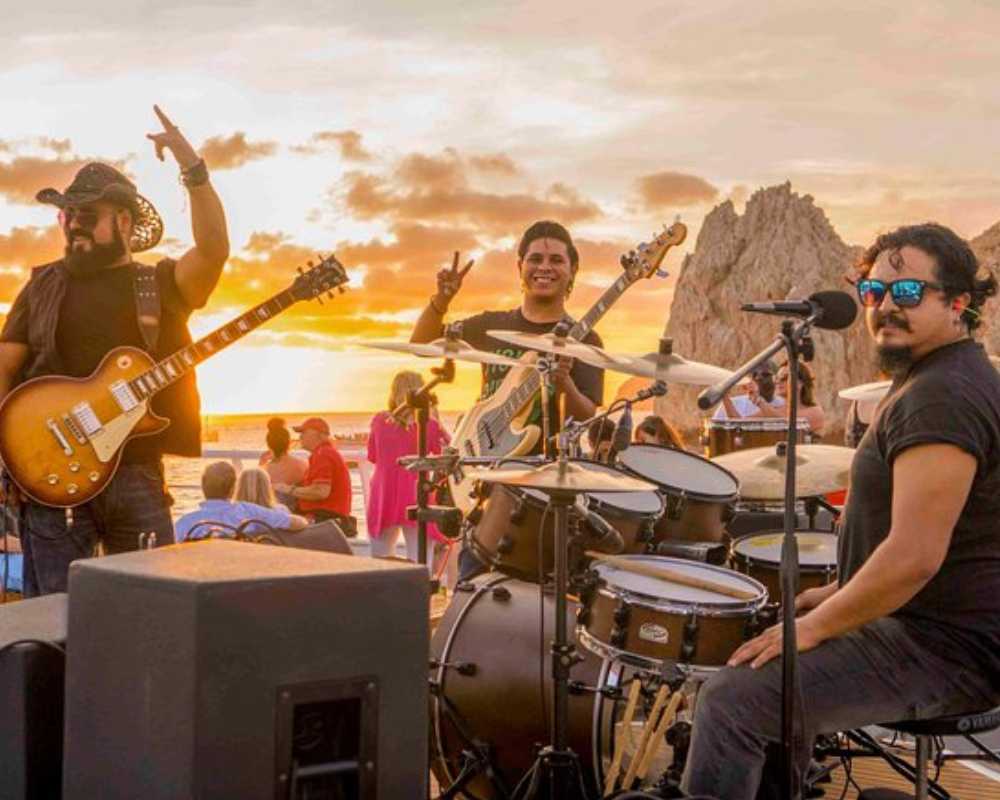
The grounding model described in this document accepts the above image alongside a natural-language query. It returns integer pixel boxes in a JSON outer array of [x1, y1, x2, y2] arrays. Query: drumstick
[[636, 690, 684, 782], [621, 684, 670, 790], [585, 551, 758, 601], [603, 678, 642, 795]]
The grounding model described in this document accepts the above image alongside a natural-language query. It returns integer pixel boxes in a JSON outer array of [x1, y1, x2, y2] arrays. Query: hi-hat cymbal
[[838, 380, 891, 403], [712, 444, 854, 501], [360, 338, 521, 367], [464, 461, 656, 494], [485, 330, 733, 385]]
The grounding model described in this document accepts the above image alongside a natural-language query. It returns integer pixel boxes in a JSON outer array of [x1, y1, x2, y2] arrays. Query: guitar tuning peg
[[656, 269, 670, 279]]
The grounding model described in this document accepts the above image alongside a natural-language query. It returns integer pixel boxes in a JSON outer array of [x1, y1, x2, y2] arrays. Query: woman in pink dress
[[366, 371, 451, 574]]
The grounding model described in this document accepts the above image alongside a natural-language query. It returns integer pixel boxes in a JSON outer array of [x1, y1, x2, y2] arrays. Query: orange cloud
[[292, 130, 372, 161], [636, 171, 719, 209], [470, 153, 519, 176], [0, 224, 63, 269], [200, 132, 277, 170]]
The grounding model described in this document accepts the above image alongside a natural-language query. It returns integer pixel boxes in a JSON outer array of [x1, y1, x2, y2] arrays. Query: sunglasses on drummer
[[855, 278, 945, 309]]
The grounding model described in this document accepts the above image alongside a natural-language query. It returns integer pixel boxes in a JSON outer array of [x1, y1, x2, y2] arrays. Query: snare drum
[[703, 418, 810, 458], [617, 445, 739, 544], [577, 556, 769, 673], [730, 530, 839, 602]]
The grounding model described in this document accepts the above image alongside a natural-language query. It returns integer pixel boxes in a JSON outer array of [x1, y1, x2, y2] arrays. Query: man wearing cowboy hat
[[0, 105, 230, 597]]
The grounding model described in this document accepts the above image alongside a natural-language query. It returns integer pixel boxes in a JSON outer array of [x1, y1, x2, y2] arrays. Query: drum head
[[579, 460, 664, 515], [593, 555, 765, 611], [617, 444, 739, 501], [732, 531, 838, 567]]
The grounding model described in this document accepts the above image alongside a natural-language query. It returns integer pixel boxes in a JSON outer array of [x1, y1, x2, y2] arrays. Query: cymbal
[[838, 380, 891, 403], [712, 444, 854, 501], [486, 330, 733, 385], [360, 338, 521, 367], [464, 460, 657, 494], [839, 357, 1000, 403]]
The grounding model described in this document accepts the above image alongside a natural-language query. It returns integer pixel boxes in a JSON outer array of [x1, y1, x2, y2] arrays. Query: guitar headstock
[[289, 253, 350, 302], [621, 220, 688, 281]]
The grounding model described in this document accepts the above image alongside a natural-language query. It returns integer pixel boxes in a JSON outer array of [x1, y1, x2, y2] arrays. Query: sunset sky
[[3, 2, 1000, 414]]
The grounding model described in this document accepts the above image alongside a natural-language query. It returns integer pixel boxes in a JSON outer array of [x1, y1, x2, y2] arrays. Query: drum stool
[[842, 705, 1000, 799]]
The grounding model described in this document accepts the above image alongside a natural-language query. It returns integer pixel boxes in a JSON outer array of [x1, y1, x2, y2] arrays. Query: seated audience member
[[635, 414, 686, 450], [273, 417, 356, 535], [259, 417, 308, 508], [776, 359, 826, 437], [712, 359, 785, 420], [177, 461, 308, 542], [587, 417, 616, 463], [236, 466, 288, 511]]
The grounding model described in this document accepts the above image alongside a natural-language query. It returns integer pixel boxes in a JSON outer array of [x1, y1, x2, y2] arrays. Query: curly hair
[[850, 222, 997, 331]]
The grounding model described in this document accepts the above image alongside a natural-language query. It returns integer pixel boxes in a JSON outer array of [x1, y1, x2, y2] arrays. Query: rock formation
[[653, 183, 874, 441], [971, 222, 1000, 356]]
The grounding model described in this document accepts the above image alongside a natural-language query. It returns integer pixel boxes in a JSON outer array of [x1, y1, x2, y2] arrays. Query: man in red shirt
[[273, 417, 355, 535]]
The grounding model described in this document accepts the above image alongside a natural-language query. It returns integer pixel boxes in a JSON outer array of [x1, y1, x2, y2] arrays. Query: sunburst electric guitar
[[449, 222, 687, 512], [0, 255, 349, 508]]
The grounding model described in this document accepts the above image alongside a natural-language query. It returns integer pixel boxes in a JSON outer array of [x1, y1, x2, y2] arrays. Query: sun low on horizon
[[3, 2, 1000, 416]]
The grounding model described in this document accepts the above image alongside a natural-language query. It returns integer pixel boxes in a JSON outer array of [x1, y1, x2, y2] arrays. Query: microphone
[[612, 402, 633, 453], [634, 380, 668, 402], [741, 290, 857, 331], [578, 506, 625, 554]]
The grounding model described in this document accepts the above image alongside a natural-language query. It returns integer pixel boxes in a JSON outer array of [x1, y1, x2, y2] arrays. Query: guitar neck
[[499, 271, 637, 418], [125, 289, 299, 401]]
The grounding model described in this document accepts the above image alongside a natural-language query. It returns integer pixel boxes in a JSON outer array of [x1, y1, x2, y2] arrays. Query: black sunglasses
[[58, 206, 104, 229], [856, 278, 945, 309]]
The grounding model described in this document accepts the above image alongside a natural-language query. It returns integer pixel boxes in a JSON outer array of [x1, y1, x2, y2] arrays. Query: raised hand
[[434, 251, 475, 310], [146, 105, 201, 170]]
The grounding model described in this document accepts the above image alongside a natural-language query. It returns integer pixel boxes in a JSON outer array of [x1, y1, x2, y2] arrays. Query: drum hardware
[[654, 540, 728, 566], [429, 659, 478, 677], [664, 491, 687, 521]]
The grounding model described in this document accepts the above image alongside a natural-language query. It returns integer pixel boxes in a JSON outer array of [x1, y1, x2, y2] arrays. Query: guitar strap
[[133, 263, 161, 354]]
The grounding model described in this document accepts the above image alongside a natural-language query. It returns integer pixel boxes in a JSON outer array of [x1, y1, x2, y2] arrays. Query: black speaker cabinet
[[62, 540, 428, 799], [0, 592, 68, 800]]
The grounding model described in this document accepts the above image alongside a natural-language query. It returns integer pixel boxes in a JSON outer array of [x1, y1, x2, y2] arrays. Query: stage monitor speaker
[[62, 540, 428, 799], [0, 592, 68, 800]]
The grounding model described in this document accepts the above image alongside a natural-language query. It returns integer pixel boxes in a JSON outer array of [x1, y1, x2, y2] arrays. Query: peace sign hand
[[434, 251, 475, 310], [146, 105, 201, 170]]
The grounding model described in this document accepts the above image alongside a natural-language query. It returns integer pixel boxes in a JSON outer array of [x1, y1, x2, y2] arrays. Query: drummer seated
[[712, 361, 785, 421]]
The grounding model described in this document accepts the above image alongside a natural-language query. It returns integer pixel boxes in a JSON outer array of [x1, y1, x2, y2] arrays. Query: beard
[[876, 345, 914, 377], [64, 225, 127, 275]]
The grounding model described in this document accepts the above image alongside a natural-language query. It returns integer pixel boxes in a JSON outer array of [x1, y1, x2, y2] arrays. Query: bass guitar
[[0, 255, 348, 507], [449, 222, 687, 512]]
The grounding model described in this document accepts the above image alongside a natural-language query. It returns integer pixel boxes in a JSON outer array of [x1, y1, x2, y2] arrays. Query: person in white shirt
[[711, 359, 786, 420]]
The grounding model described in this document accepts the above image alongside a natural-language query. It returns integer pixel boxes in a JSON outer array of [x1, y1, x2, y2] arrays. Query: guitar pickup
[[62, 413, 87, 444], [46, 418, 74, 456], [71, 402, 103, 437], [110, 380, 141, 413]]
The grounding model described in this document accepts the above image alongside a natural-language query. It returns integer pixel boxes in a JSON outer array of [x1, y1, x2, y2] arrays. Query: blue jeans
[[681, 616, 999, 800], [20, 462, 175, 597]]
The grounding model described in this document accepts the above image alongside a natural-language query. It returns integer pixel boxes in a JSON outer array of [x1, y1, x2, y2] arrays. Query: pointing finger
[[153, 104, 176, 131], [459, 258, 475, 278], [451, 251, 460, 272]]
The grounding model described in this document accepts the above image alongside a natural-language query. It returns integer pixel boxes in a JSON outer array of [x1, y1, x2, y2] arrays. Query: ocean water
[[165, 411, 461, 538]]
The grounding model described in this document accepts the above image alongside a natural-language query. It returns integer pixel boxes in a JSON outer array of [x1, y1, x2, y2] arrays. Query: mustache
[[874, 313, 911, 332]]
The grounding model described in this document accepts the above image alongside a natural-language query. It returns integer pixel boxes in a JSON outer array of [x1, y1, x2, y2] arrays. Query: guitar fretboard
[[125, 289, 298, 401], [497, 272, 634, 419]]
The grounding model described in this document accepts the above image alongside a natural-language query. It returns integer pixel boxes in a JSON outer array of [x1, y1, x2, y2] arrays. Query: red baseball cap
[[292, 417, 330, 435]]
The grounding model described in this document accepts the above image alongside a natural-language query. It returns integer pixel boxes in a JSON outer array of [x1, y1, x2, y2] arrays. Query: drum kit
[[364, 331, 860, 799]]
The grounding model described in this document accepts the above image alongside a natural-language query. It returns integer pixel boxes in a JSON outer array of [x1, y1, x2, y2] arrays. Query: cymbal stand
[[514, 437, 593, 800]]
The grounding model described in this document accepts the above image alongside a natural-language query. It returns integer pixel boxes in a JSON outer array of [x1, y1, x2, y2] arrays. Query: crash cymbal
[[838, 380, 891, 403], [486, 330, 733, 385], [712, 444, 854, 501], [360, 338, 522, 367], [464, 460, 656, 494]]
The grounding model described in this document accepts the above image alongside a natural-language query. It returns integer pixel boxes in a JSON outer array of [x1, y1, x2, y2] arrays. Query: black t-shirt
[[457, 308, 604, 446], [839, 339, 1000, 678], [2, 262, 194, 464]]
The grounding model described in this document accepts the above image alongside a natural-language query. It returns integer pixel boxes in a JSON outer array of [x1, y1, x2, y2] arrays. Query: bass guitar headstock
[[621, 219, 687, 281]]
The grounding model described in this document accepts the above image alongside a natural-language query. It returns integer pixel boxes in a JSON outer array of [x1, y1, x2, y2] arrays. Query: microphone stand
[[400, 358, 456, 582], [697, 317, 817, 800]]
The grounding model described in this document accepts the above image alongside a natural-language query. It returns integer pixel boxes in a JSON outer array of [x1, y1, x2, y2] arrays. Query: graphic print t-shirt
[[456, 308, 604, 446]]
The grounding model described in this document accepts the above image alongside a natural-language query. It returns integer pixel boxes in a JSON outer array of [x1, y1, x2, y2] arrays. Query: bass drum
[[430, 575, 647, 799]]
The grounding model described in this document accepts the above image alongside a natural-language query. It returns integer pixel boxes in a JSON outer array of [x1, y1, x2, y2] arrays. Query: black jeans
[[20, 462, 174, 597], [681, 616, 999, 800]]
